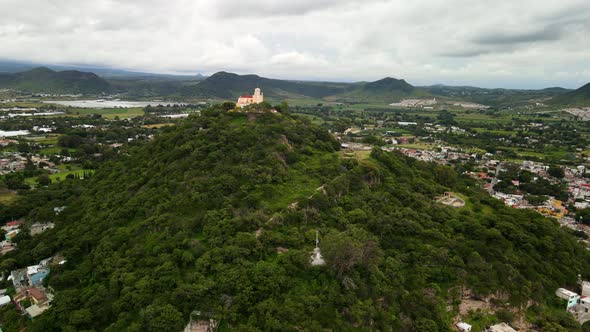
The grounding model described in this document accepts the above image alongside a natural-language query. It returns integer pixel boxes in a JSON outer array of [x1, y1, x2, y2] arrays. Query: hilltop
[[193, 71, 355, 100], [326, 76, 431, 102], [2, 107, 590, 331], [0, 67, 114, 94], [550, 82, 590, 106]]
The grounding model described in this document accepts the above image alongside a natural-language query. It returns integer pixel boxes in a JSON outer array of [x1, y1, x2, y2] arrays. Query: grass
[[25, 134, 60, 144], [66, 107, 145, 119], [472, 128, 518, 136], [38, 147, 76, 155], [142, 123, 175, 128], [339, 150, 372, 160], [0, 189, 18, 204], [25, 169, 94, 186], [262, 153, 334, 211]]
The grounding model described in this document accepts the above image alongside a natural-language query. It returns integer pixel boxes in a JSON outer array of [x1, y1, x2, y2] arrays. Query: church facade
[[236, 88, 263, 108]]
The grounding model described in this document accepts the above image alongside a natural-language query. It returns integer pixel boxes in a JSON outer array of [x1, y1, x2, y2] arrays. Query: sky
[[1, 0, 589, 89]]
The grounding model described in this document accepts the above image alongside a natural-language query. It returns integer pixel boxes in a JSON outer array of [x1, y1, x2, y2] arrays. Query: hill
[[423, 85, 571, 108], [0, 67, 115, 94], [550, 82, 590, 106], [2, 107, 590, 331], [327, 77, 431, 102], [194, 72, 433, 103], [0, 60, 206, 80], [193, 71, 355, 101]]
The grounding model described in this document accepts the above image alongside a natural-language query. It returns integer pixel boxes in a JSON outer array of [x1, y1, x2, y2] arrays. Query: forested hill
[[193, 71, 355, 99], [194, 72, 428, 102], [550, 82, 590, 106], [0, 67, 115, 94], [3, 107, 590, 331]]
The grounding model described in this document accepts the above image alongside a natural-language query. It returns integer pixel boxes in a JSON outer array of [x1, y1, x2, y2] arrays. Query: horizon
[[1, 59, 587, 91], [1, 0, 589, 90]]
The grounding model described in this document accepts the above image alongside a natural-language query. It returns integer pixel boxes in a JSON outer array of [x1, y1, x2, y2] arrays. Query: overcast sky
[[1, 0, 589, 88]]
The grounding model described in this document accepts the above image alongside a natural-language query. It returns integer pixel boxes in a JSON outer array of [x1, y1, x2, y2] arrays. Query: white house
[[456, 321, 472, 332]]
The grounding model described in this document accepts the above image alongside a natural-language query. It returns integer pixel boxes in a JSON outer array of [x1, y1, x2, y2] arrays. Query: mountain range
[[1, 64, 589, 107]]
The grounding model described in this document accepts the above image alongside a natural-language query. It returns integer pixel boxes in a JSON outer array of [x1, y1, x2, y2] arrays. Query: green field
[[66, 107, 145, 119], [25, 169, 94, 186], [0, 189, 18, 204]]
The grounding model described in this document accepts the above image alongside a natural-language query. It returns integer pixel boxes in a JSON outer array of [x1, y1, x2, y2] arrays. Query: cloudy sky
[[1, 0, 589, 88]]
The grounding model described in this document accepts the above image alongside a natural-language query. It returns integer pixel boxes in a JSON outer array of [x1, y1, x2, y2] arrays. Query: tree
[[17, 141, 31, 153], [548, 166, 565, 179], [221, 102, 236, 111], [142, 304, 184, 332], [414, 318, 438, 332], [434, 165, 457, 188], [322, 226, 383, 278], [37, 174, 51, 186]]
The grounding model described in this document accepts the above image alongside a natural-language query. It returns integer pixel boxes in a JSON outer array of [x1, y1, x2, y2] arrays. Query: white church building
[[236, 88, 263, 108]]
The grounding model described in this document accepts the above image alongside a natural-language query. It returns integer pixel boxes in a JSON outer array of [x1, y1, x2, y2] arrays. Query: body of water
[[43, 100, 185, 109], [0, 130, 30, 137]]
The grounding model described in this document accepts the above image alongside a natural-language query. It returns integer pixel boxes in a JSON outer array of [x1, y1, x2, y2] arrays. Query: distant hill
[[550, 82, 590, 106], [195, 72, 432, 103], [423, 84, 571, 108], [193, 71, 355, 100], [327, 77, 430, 102], [0, 67, 115, 94], [0, 60, 206, 81]]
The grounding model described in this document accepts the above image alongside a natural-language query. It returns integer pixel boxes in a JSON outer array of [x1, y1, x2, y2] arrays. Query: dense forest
[[1, 107, 589, 331]]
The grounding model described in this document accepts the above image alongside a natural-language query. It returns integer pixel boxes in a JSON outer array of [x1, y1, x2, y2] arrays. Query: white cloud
[[0, 0, 589, 88]]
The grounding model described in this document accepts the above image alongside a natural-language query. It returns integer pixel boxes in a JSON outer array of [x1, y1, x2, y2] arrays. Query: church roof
[[240, 95, 253, 98]]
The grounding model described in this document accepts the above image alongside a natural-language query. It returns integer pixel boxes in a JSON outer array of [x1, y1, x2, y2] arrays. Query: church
[[236, 88, 263, 108]]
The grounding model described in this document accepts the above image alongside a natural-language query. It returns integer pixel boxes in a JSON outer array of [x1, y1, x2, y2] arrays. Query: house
[[30, 222, 55, 236], [0, 295, 11, 307], [0, 241, 16, 255], [556, 288, 580, 309], [14, 287, 52, 318], [2, 220, 23, 232], [5, 229, 19, 241], [27, 265, 50, 286], [236, 88, 263, 108], [14, 287, 48, 306], [456, 321, 472, 332], [10, 268, 27, 291]]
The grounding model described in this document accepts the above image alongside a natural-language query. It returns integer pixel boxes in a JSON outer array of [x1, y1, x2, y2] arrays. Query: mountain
[[193, 71, 355, 100], [326, 77, 430, 102], [4, 108, 590, 331], [364, 77, 415, 92], [550, 82, 590, 106], [423, 84, 571, 107], [195, 72, 432, 103], [0, 67, 114, 94], [0, 60, 206, 80]]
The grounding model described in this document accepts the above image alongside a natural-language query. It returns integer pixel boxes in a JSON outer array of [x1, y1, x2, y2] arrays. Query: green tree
[[37, 174, 51, 186], [142, 304, 185, 332], [548, 166, 565, 179]]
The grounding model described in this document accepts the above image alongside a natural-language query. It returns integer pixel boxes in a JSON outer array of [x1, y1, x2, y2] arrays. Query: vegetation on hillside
[[0, 67, 115, 95], [550, 82, 590, 107]]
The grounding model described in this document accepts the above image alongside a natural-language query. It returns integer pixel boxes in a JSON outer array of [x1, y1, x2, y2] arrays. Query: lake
[[43, 100, 185, 109], [0, 130, 30, 137]]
